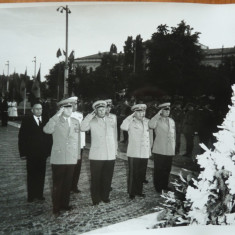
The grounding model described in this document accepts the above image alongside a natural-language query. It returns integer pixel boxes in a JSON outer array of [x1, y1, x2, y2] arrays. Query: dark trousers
[[52, 164, 75, 212], [26, 157, 46, 200], [128, 157, 148, 196], [71, 149, 83, 190], [153, 154, 173, 192], [175, 131, 181, 154], [1, 112, 8, 126], [90, 160, 115, 204], [184, 132, 194, 156]]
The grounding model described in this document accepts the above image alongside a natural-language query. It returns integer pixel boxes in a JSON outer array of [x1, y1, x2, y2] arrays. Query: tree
[[147, 21, 203, 96], [123, 36, 134, 73], [45, 62, 64, 100], [134, 35, 144, 73], [110, 43, 117, 54]]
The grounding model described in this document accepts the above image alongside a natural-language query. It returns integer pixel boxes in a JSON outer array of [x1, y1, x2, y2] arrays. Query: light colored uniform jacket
[[43, 114, 81, 164], [121, 115, 152, 159], [71, 111, 86, 148], [80, 113, 117, 160], [149, 113, 176, 156]]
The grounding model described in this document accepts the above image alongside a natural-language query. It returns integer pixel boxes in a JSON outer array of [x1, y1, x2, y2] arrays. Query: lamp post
[[5, 60, 9, 92], [57, 5, 71, 98]]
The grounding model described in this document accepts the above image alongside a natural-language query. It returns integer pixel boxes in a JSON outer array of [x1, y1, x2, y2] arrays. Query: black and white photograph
[[1, 1, 235, 234]]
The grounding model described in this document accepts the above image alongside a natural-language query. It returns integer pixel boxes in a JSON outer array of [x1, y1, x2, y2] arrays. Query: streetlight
[[5, 61, 9, 92], [57, 5, 71, 98], [32, 56, 37, 78]]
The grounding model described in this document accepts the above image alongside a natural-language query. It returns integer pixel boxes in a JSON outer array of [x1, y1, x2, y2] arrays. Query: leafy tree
[[45, 62, 64, 100], [134, 35, 144, 73], [147, 21, 203, 96], [123, 36, 134, 73], [110, 43, 117, 54]]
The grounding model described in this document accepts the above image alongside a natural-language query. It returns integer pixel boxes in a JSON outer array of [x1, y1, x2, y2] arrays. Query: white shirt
[[33, 115, 42, 126], [64, 117, 71, 127]]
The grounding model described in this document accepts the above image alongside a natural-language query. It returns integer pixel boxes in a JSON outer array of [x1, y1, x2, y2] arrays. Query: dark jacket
[[18, 115, 52, 158]]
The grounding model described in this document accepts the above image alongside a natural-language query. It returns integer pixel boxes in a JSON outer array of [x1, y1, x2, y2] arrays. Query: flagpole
[[23, 67, 27, 115], [39, 63, 41, 98], [23, 87, 26, 115], [5, 61, 9, 92]]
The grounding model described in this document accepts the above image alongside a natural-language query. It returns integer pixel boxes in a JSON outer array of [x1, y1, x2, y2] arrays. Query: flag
[[31, 67, 41, 98], [56, 48, 62, 58], [68, 50, 74, 62]]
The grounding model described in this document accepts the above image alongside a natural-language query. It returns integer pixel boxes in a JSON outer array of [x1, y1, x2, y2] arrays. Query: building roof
[[74, 52, 109, 61], [204, 47, 235, 55]]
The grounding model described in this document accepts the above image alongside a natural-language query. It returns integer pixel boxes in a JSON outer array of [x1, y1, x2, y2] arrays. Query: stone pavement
[[0, 125, 169, 235]]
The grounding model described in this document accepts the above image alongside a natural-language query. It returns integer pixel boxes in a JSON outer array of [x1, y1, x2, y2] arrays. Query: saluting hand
[[127, 112, 135, 119], [56, 107, 64, 117], [157, 108, 163, 115], [90, 110, 96, 117]]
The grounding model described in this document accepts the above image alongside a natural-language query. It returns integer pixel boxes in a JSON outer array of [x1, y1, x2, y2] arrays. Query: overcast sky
[[0, 2, 235, 81]]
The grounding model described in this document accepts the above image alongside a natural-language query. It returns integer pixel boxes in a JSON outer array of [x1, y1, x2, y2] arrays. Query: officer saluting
[[43, 98, 81, 216], [81, 100, 117, 205], [121, 104, 152, 199]]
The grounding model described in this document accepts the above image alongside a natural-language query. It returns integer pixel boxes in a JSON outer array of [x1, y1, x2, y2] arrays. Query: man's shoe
[[156, 189, 162, 194], [143, 179, 148, 184], [129, 195, 135, 200], [53, 209, 60, 217], [61, 206, 73, 211], [102, 199, 110, 203], [93, 202, 99, 206], [37, 197, 45, 201], [27, 198, 34, 203], [136, 193, 146, 198], [71, 188, 81, 193]]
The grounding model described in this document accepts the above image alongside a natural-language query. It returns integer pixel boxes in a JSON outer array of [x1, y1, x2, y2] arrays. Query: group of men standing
[[18, 97, 176, 216]]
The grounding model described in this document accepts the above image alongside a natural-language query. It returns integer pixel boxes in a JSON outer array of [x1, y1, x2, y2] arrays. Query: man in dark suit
[[18, 99, 52, 202], [0, 97, 8, 127]]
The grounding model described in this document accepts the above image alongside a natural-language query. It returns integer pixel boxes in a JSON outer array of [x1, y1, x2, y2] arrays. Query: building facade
[[201, 47, 235, 67]]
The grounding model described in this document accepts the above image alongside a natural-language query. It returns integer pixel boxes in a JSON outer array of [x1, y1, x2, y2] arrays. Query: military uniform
[[81, 100, 117, 205], [149, 103, 176, 193], [121, 104, 152, 199], [43, 98, 81, 214]]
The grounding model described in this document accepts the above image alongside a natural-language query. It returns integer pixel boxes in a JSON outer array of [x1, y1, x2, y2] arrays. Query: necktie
[[38, 117, 42, 126]]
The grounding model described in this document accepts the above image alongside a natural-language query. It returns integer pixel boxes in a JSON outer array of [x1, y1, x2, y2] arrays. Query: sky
[[0, 2, 235, 81]]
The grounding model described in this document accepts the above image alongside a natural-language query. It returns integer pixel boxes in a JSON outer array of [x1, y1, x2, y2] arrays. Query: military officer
[[121, 104, 152, 199], [81, 100, 117, 205], [43, 98, 81, 216], [149, 102, 176, 194]]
